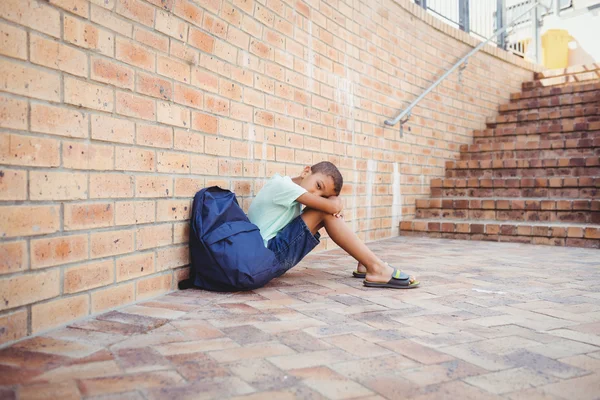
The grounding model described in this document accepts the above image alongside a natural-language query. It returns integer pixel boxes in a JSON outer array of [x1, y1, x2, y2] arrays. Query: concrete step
[[499, 88, 600, 113], [487, 104, 599, 127], [400, 219, 600, 249]]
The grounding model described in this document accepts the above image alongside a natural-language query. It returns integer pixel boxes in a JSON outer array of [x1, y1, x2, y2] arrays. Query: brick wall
[[0, 0, 538, 345]]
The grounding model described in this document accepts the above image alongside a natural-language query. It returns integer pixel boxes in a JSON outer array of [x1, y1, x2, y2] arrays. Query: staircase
[[400, 64, 600, 249]]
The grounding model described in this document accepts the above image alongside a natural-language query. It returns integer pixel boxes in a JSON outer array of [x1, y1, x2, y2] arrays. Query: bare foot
[[361, 262, 417, 284]]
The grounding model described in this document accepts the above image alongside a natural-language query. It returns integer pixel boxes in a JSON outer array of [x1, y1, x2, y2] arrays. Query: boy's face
[[300, 167, 337, 198]]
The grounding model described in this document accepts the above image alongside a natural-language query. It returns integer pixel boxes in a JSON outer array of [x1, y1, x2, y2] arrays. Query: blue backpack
[[184, 186, 281, 291]]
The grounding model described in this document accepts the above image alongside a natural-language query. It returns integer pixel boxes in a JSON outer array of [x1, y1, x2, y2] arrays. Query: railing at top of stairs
[[385, 0, 552, 135]]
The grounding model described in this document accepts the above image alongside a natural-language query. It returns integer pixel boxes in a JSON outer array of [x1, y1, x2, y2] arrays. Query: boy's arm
[[296, 192, 342, 215]]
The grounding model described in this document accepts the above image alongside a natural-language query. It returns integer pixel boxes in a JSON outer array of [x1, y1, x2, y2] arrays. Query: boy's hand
[[329, 196, 343, 218]]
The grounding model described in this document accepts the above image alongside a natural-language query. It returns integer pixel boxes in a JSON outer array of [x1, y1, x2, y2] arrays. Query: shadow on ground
[[1, 237, 599, 399]]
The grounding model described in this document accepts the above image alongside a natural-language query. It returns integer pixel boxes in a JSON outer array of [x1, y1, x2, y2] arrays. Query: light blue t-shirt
[[247, 174, 307, 246]]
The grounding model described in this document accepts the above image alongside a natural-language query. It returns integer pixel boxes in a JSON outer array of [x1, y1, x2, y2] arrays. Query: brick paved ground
[[1, 237, 599, 400]]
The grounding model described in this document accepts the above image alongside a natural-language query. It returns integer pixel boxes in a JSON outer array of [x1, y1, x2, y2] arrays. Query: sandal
[[363, 267, 420, 289], [352, 270, 366, 278]]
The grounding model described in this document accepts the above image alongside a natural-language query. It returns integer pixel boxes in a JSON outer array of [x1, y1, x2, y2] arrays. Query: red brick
[[0, 96, 27, 130], [64, 260, 114, 294], [157, 199, 192, 222], [64, 202, 114, 231], [89, 173, 134, 198], [155, 9, 188, 40], [0, 169, 26, 201], [191, 112, 218, 134], [136, 176, 173, 198], [115, 37, 156, 71], [63, 141, 115, 170], [30, 234, 88, 270], [31, 103, 88, 139], [156, 150, 190, 173], [116, 0, 155, 26], [0, 59, 60, 102], [91, 4, 133, 37], [173, 221, 190, 244], [134, 27, 169, 52], [173, 0, 204, 25], [191, 154, 218, 174], [91, 282, 135, 313], [91, 56, 134, 90], [188, 27, 215, 53], [91, 114, 135, 144], [205, 95, 230, 116], [158, 55, 190, 83], [0, 241, 27, 275], [192, 68, 219, 94], [205, 136, 231, 156], [0, 21, 27, 60], [174, 177, 205, 197], [0, 205, 59, 238], [0, 309, 27, 345], [137, 224, 172, 250], [64, 77, 114, 112], [0, 269, 60, 311], [171, 40, 200, 65], [31, 294, 89, 334], [157, 101, 190, 128], [115, 200, 155, 225], [64, 15, 114, 55], [116, 252, 155, 282], [228, 26, 250, 50], [116, 92, 156, 121], [136, 123, 173, 148], [136, 274, 173, 300], [219, 118, 243, 139], [30, 34, 87, 77], [174, 84, 204, 109], [115, 146, 155, 172], [30, 170, 88, 200], [90, 229, 134, 258], [0, 134, 60, 167], [1, 0, 61, 38], [203, 13, 228, 38], [156, 245, 189, 270], [137, 72, 173, 101]]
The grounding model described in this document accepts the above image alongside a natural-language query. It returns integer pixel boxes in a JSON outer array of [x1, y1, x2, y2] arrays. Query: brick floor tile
[[531, 373, 600, 400], [379, 339, 456, 364], [144, 377, 255, 400], [409, 380, 504, 400], [0, 388, 15, 400], [505, 388, 564, 400], [78, 370, 185, 396], [400, 359, 486, 386], [527, 339, 599, 359], [360, 374, 421, 398], [169, 320, 224, 340], [209, 342, 295, 363], [0, 364, 44, 385], [228, 359, 299, 391], [303, 322, 374, 338], [138, 301, 198, 312], [175, 359, 231, 380], [547, 328, 600, 346], [86, 391, 145, 400], [329, 354, 420, 381], [268, 349, 354, 370], [464, 367, 557, 394], [559, 354, 600, 371], [32, 360, 120, 382], [274, 331, 333, 352], [0, 347, 70, 369], [504, 350, 588, 378], [154, 338, 239, 356], [253, 318, 327, 334], [69, 320, 150, 336], [303, 377, 374, 399], [116, 347, 170, 373], [17, 381, 80, 400], [120, 305, 187, 320], [221, 325, 273, 344], [13, 337, 102, 358], [44, 327, 125, 348], [97, 311, 169, 330], [436, 343, 513, 371], [323, 334, 391, 358], [207, 313, 279, 328]]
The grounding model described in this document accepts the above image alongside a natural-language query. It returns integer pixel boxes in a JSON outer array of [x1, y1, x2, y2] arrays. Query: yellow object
[[542, 29, 572, 69]]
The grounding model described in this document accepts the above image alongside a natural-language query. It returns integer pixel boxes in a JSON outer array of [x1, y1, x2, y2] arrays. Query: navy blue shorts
[[267, 214, 321, 277]]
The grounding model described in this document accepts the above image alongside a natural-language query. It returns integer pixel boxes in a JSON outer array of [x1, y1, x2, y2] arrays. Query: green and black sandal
[[363, 267, 420, 289]]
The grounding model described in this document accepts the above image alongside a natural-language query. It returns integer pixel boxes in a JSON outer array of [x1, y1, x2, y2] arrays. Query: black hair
[[311, 161, 343, 195]]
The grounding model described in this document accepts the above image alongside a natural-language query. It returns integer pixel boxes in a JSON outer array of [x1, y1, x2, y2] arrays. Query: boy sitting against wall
[[248, 161, 419, 288]]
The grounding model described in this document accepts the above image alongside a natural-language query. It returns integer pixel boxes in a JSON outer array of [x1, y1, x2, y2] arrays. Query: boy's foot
[[357, 262, 419, 288]]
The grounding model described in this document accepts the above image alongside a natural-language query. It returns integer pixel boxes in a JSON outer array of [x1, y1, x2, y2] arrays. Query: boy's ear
[[301, 166, 311, 177]]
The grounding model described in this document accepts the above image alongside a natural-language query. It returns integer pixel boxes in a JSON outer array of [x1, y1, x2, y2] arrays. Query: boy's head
[[299, 161, 343, 198]]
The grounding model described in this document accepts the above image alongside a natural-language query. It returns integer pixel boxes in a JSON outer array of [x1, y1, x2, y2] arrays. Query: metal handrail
[[384, 0, 550, 128]]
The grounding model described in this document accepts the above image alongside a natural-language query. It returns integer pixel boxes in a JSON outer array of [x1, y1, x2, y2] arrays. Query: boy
[[248, 161, 419, 288]]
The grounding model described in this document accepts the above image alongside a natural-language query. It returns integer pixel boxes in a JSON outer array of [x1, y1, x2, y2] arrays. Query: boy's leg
[[301, 209, 416, 284]]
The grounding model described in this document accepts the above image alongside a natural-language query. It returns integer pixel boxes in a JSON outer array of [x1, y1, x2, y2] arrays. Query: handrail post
[[532, 2, 542, 64], [496, 0, 507, 49], [459, 0, 470, 32]]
